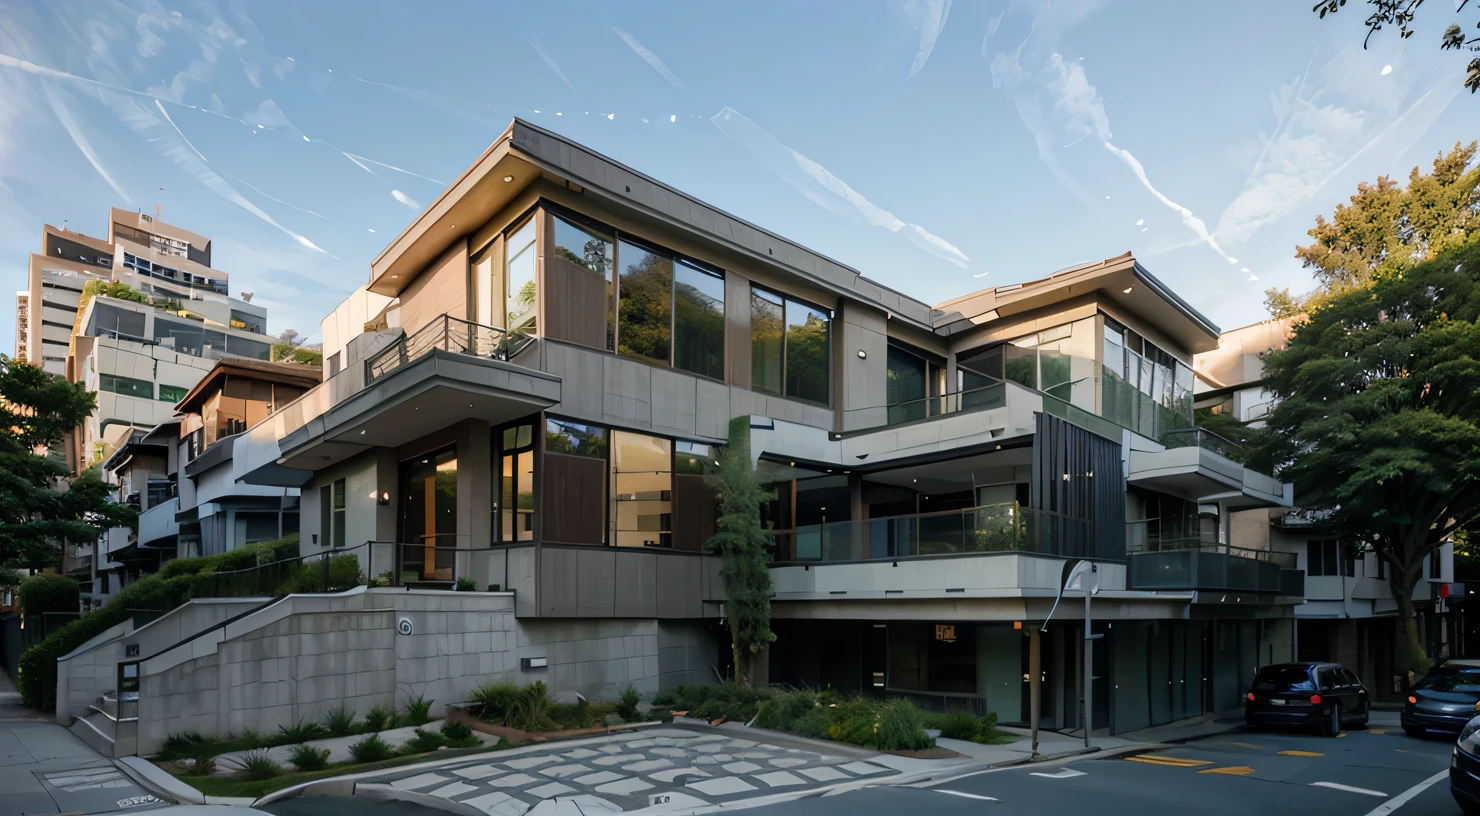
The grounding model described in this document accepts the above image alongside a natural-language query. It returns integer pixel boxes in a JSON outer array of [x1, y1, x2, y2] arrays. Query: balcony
[[772, 503, 1104, 563], [1127, 427, 1291, 509], [1126, 532, 1300, 595], [366, 314, 535, 384], [138, 497, 180, 547], [1159, 426, 1245, 464]]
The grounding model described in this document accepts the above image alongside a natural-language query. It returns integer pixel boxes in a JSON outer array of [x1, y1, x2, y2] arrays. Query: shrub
[[658, 684, 776, 723], [617, 685, 641, 723], [471, 681, 522, 724], [455, 577, 477, 592], [403, 693, 433, 726], [515, 681, 553, 732], [926, 711, 981, 741], [471, 680, 554, 731], [323, 705, 356, 737], [365, 704, 397, 731], [240, 749, 280, 780], [401, 728, 446, 754], [872, 698, 933, 751], [19, 575, 80, 617], [440, 720, 479, 748], [288, 744, 331, 771], [282, 554, 364, 594], [276, 719, 323, 744], [349, 734, 394, 763], [159, 732, 207, 761], [16, 535, 302, 708], [238, 729, 268, 749], [755, 689, 818, 731]]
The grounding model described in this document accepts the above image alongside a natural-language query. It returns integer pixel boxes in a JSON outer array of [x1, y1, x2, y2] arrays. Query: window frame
[[750, 283, 832, 407]]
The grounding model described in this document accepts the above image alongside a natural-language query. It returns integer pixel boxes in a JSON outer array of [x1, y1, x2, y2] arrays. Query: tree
[[1314, 0, 1480, 93], [1261, 235, 1480, 684], [276, 328, 304, 349], [703, 416, 776, 686], [0, 356, 135, 569], [1265, 142, 1480, 317]]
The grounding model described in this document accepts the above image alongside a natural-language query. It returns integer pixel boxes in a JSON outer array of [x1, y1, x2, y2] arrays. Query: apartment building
[[22, 228, 113, 375], [1193, 318, 1457, 702], [179, 119, 1293, 737], [15, 289, 29, 361]]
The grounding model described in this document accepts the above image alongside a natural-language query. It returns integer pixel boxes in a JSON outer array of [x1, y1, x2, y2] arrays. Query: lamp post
[[1042, 559, 1101, 750]]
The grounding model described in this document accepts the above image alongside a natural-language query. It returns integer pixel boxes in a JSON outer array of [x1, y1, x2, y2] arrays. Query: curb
[[906, 741, 1165, 788], [115, 755, 203, 805]]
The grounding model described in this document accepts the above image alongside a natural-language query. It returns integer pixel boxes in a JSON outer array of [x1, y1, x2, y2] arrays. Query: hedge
[[19, 574, 80, 616], [15, 535, 357, 709]]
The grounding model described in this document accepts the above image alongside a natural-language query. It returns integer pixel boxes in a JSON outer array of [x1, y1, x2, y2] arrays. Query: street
[[758, 725, 1461, 816]]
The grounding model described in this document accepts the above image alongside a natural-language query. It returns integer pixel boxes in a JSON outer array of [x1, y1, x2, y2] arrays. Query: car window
[[1343, 669, 1363, 688], [1254, 666, 1315, 692], [1317, 668, 1340, 691], [1417, 666, 1480, 693]]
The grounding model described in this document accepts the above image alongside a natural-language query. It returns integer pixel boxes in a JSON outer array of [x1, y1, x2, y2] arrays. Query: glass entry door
[[402, 448, 457, 581]]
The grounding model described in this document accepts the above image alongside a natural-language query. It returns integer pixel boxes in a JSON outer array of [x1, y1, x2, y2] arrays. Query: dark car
[[1244, 662, 1369, 736], [1453, 717, 1480, 816], [1405, 660, 1480, 737]]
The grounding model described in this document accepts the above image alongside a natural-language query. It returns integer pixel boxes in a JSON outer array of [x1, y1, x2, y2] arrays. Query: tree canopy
[[0, 357, 135, 569], [1264, 142, 1480, 318], [1314, 0, 1480, 93], [1261, 235, 1480, 677]]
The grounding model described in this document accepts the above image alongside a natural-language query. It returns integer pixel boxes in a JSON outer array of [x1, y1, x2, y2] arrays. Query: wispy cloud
[[613, 27, 687, 90], [391, 189, 421, 210], [525, 36, 574, 90], [712, 107, 969, 268], [896, 0, 953, 79], [42, 82, 131, 204]]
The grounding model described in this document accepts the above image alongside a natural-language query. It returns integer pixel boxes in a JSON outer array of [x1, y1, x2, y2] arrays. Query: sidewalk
[[0, 663, 48, 723]]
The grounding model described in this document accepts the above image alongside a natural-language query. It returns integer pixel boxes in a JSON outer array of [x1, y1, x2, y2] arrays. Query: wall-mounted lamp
[[857, 349, 867, 359], [378, 490, 391, 506], [312, 534, 319, 546]]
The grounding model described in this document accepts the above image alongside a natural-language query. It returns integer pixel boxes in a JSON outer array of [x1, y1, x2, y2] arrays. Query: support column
[[849, 472, 865, 560]]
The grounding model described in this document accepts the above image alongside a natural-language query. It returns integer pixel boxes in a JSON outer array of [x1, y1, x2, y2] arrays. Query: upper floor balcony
[[1126, 524, 1302, 597]]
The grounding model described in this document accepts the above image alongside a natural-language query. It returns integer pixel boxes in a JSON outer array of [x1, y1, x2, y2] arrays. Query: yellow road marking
[[1199, 766, 1255, 776], [1232, 742, 1263, 750], [1125, 754, 1215, 767], [1278, 750, 1324, 757], [1369, 728, 1388, 734], [1337, 732, 1347, 738]]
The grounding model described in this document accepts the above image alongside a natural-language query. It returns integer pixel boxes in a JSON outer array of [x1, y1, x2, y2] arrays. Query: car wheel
[[1403, 724, 1425, 738], [1323, 705, 1341, 737]]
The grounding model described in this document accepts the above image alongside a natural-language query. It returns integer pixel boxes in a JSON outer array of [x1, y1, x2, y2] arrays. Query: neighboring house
[[95, 429, 175, 600], [217, 119, 1300, 734], [1193, 318, 1457, 701]]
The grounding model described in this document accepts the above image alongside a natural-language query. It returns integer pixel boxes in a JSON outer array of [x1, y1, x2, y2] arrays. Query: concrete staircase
[[69, 693, 137, 757]]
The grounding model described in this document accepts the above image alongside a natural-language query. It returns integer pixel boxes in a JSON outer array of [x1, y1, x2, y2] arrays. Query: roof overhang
[[274, 350, 560, 473], [1127, 446, 1292, 509], [934, 254, 1221, 353]]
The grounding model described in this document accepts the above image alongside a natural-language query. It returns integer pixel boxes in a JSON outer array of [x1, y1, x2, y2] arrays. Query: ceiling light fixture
[[503, 175, 515, 183], [1123, 286, 1133, 294]]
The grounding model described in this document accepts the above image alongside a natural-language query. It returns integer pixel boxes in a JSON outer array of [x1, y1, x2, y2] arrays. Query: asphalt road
[[754, 725, 1463, 816]]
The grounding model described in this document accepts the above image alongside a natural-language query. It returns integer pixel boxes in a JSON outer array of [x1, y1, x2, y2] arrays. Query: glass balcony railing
[[1125, 525, 1298, 594], [1158, 426, 1246, 464], [365, 314, 536, 384], [881, 383, 1006, 426], [771, 502, 1101, 563]]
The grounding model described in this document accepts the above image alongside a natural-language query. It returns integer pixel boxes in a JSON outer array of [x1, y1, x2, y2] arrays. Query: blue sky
[[0, 0, 1475, 348]]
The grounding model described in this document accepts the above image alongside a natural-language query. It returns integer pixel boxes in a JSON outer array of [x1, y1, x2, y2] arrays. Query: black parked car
[[1404, 660, 1480, 737], [1453, 716, 1480, 815], [1244, 662, 1369, 736]]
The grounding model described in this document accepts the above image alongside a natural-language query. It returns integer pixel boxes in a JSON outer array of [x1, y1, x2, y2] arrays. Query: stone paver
[[370, 726, 911, 814]]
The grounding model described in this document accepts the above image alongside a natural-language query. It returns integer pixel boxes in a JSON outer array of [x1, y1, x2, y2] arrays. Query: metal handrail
[[364, 314, 535, 384]]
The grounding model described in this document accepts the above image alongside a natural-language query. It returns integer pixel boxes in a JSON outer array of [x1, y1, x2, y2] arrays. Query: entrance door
[[402, 448, 457, 581]]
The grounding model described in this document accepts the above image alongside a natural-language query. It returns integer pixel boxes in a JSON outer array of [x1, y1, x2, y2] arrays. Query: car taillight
[[1410, 695, 1418, 704], [1247, 692, 1255, 701], [1310, 694, 1322, 705]]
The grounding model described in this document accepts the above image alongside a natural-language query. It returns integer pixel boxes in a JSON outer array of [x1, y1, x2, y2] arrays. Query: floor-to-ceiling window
[[506, 219, 538, 339], [498, 423, 536, 542], [618, 239, 673, 363], [750, 287, 831, 405], [886, 341, 930, 423], [611, 431, 673, 548], [551, 214, 616, 351], [543, 418, 608, 544], [673, 261, 725, 380], [401, 448, 457, 581], [1102, 316, 1193, 438]]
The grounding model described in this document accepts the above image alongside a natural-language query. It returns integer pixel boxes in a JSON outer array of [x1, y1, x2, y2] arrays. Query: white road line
[[937, 790, 999, 801], [1311, 782, 1388, 797], [1031, 768, 1087, 779], [1360, 770, 1450, 816]]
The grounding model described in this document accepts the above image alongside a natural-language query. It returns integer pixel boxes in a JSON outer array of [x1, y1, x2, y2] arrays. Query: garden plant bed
[[446, 705, 662, 744]]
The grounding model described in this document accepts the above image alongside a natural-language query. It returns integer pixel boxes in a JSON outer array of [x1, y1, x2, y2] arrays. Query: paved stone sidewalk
[[369, 727, 900, 815]]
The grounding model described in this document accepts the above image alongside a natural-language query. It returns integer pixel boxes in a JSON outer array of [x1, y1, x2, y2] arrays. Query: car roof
[[1443, 660, 1480, 668]]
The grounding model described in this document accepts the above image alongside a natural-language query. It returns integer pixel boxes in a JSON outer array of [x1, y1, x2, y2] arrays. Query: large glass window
[[886, 343, 928, 423], [544, 419, 609, 544], [229, 309, 262, 334], [673, 261, 725, 380], [1101, 316, 1193, 437], [471, 241, 502, 329], [553, 214, 616, 350], [611, 431, 672, 548], [545, 419, 609, 457], [506, 220, 538, 339], [751, 289, 784, 394], [158, 384, 187, 403], [785, 299, 830, 404], [499, 423, 535, 542], [100, 374, 152, 399], [618, 240, 673, 363]]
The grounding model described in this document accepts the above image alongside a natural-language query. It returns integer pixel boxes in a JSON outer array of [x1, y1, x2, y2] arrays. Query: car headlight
[[1459, 715, 1480, 752]]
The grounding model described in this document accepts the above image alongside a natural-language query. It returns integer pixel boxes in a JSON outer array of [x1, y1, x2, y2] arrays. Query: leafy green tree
[[1265, 142, 1480, 316], [0, 356, 135, 569], [704, 416, 776, 686], [1314, 1, 1480, 93], [1261, 236, 1480, 682]]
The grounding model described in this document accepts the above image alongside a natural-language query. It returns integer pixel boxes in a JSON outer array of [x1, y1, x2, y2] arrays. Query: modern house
[[217, 120, 1299, 736], [1193, 318, 1457, 701]]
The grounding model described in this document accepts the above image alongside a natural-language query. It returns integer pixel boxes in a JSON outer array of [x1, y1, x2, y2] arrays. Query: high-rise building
[[14, 209, 274, 472], [15, 290, 29, 362]]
